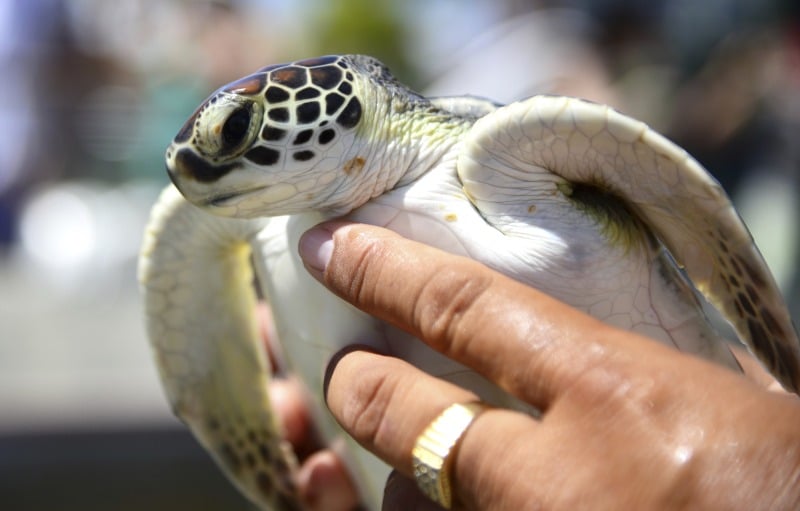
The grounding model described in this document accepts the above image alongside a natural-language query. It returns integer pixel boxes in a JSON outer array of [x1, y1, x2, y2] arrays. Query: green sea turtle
[[138, 54, 800, 510]]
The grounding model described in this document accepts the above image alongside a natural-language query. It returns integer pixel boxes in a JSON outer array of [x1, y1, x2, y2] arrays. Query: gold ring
[[411, 401, 491, 509]]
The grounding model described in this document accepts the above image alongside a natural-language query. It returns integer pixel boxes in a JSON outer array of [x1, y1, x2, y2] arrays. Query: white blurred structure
[[0, 181, 173, 431]]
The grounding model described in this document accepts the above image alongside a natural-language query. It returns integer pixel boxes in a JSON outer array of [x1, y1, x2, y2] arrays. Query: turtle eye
[[221, 106, 251, 150]]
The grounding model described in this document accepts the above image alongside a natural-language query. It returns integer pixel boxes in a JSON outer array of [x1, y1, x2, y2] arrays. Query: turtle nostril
[[221, 107, 252, 150]]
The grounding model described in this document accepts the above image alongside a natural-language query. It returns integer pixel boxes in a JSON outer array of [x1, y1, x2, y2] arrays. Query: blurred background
[[1, 0, 798, 509]]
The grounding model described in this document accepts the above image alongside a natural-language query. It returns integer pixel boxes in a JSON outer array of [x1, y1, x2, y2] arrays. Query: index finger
[[298, 222, 688, 410]]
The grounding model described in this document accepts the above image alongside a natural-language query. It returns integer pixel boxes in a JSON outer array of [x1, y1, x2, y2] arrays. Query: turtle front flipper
[[458, 95, 800, 393], [139, 185, 302, 510]]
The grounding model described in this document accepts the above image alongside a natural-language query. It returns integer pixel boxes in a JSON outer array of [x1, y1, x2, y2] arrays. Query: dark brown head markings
[[223, 73, 267, 95], [336, 97, 362, 128], [296, 102, 320, 124], [338, 81, 352, 95], [310, 66, 343, 89], [173, 56, 372, 192], [268, 108, 289, 123], [271, 67, 307, 88], [174, 106, 203, 143], [173, 148, 239, 182], [265, 86, 290, 104], [293, 150, 315, 161], [245, 146, 280, 166], [261, 125, 287, 141], [295, 87, 320, 100], [318, 128, 336, 145], [292, 129, 313, 145], [325, 93, 345, 115]]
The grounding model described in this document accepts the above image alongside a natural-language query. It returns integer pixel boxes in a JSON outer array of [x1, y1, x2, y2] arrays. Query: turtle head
[[166, 54, 417, 218]]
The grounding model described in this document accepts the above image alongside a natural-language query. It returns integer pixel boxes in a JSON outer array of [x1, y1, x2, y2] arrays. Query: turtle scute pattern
[[233, 56, 363, 167], [171, 55, 364, 182]]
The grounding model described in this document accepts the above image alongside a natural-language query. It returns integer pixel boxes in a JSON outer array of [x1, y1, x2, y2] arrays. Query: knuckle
[[560, 356, 671, 418], [327, 226, 392, 307], [347, 232, 388, 306], [413, 260, 493, 353], [338, 360, 401, 449]]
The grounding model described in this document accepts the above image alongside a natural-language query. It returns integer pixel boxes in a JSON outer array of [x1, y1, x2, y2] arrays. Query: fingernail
[[299, 227, 334, 276], [323, 344, 381, 402], [322, 346, 355, 402]]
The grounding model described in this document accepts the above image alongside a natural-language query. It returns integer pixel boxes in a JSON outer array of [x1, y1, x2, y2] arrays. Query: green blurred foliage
[[307, 0, 420, 87]]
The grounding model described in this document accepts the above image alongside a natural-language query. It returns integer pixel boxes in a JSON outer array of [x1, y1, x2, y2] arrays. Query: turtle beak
[[166, 144, 239, 185], [165, 143, 241, 210], [165, 143, 180, 185]]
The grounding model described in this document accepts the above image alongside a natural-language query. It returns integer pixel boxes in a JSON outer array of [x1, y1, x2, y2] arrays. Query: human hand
[[289, 221, 800, 510]]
